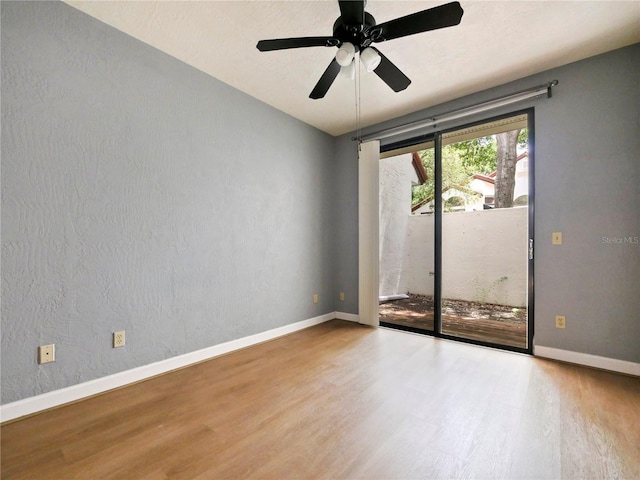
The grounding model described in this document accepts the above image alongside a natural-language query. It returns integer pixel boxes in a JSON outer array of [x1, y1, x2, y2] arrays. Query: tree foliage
[[411, 129, 527, 211], [412, 147, 482, 211], [448, 136, 497, 175]]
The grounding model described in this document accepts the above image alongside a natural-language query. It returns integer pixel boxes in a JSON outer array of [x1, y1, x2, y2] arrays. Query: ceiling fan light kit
[[335, 42, 356, 67], [257, 1, 464, 99], [360, 47, 381, 72], [335, 41, 379, 73]]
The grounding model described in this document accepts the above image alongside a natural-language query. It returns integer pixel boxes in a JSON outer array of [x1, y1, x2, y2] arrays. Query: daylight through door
[[379, 112, 533, 352]]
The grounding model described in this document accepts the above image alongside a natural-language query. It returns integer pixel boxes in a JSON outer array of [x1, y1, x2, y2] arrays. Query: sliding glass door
[[379, 111, 533, 353]]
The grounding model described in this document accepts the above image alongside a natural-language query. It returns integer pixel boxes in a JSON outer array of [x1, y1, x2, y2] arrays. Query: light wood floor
[[2, 320, 639, 479]]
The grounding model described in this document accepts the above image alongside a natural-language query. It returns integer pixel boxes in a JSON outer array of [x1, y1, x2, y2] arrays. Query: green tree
[[411, 129, 527, 211], [411, 147, 481, 211], [448, 136, 497, 175]]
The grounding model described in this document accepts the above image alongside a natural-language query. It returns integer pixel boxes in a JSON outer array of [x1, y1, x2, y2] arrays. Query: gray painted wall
[[1, 1, 336, 404], [2, 1, 637, 406], [335, 43, 639, 363], [333, 135, 360, 314]]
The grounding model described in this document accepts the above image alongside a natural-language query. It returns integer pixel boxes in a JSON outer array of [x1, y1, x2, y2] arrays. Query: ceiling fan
[[256, 1, 464, 99]]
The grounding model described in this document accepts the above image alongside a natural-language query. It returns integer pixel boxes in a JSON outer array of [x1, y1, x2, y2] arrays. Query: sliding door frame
[[379, 108, 535, 354], [434, 132, 443, 337]]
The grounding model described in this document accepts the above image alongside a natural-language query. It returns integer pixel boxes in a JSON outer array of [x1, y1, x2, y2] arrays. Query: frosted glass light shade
[[335, 42, 356, 67], [340, 60, 355, 80], [360, 47, 381, 72]]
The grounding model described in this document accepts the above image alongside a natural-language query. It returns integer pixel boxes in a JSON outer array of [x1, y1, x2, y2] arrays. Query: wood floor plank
[[2, 320, 639, 479]]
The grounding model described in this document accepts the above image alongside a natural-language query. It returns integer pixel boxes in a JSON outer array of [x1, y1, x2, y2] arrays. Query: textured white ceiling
[[65, 1, 640, 136]]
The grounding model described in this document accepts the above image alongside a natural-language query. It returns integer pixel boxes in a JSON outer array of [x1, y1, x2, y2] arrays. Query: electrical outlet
[[38, 344, 55, 364], [313, 294, 319, 304], [555, 315, 566, 329], [552, 232, 563, 245], [113, 330, 126, 348], [340, 292, 345, 301]]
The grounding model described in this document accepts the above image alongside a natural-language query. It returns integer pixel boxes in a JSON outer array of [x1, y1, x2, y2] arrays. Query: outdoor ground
[[379, 294, 527, 348]]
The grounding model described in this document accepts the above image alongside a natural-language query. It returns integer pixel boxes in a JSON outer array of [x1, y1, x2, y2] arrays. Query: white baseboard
[[535, 345, 640, 376], [335, 311, 360, 323], [1, 312, 336, 423]]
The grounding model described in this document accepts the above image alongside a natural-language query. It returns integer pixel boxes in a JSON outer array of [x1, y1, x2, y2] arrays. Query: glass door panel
[[379, 149, 435, 333], [440, 114, 529, 349]]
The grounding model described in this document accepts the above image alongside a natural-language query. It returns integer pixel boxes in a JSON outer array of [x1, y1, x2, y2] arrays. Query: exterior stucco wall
[[386, 208, 528, 307], [379, 154, 412, 296]]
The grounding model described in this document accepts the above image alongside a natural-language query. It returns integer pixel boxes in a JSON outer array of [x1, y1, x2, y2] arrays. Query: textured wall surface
[[1, 1, 336, 404], [379, 154, 412, 297], [404, 208, 529, 307], [331, 134, 359, 314], [335, 43, 640, 363], [531, 45, 639, 361]]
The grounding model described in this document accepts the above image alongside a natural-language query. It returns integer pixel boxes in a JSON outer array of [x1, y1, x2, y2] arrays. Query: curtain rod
[[357, 80, 558, 142]]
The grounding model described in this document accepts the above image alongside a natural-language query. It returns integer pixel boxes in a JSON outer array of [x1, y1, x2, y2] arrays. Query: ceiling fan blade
[[257, 37, 338, 51], [372, 48, 411, 92], [338, 0, 366, 25], [310, 59, 341, 99], [370, 1, 463, 43]]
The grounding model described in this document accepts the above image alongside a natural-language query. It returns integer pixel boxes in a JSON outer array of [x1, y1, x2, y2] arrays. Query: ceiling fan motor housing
[[333, 12, 377, 50]]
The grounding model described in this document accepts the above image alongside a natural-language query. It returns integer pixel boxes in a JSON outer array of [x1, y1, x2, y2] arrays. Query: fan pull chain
[[356, 5, 366, 149], [355, 52, 362, 148]]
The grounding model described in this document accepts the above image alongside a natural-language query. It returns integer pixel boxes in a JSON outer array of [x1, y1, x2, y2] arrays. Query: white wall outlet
[[313, 294, 319, 304], [552, 232, 563, 245], [555, 315, 566, 329], [38, 344, 55, 364], [113, 330, 126, 348], [340, 292, 345, 301]]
